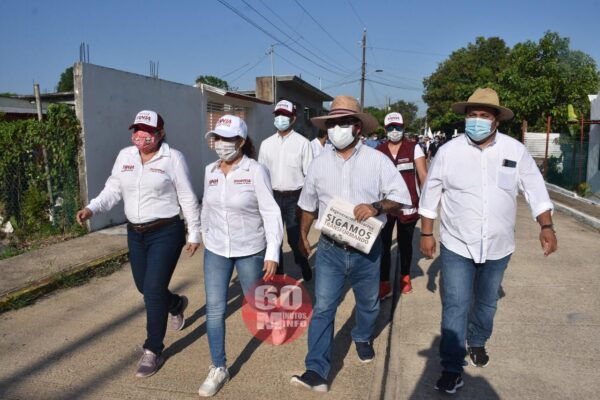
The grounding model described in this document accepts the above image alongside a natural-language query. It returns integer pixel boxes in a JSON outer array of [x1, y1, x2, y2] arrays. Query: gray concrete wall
[[74, 63, 273, 231], [587, 93, 600, 195]]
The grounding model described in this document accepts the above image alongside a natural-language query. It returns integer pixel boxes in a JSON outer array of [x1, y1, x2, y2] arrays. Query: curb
[[0, 248, 129, 312], [553, 201, 600, 231]]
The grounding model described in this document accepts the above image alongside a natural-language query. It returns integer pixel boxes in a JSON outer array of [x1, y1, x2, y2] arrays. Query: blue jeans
[[305, 236, 381, 379], [439, 244, 511, 373], [127, 218, 186, 355], [203, 248, 264, 367], [274, 192, 309, 274]]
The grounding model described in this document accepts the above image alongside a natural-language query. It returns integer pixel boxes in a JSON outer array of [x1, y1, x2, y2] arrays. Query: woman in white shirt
[[76, 110, 201, 378], [198, 115, 283, 397]]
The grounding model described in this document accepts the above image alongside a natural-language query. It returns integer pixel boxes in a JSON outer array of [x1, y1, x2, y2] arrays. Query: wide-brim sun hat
[[311, 95, 379, 134], [451, 88, 514, 121]]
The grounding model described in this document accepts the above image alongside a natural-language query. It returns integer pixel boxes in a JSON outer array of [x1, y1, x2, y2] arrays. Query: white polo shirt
[[419, 133, 554, 263], [201, 155, 283, 262], [258, 130, 313, 191], [87, 143, 202, 243]]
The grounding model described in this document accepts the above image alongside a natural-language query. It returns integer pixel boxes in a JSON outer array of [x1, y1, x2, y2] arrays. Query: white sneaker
[[198, 365, 229, 397]]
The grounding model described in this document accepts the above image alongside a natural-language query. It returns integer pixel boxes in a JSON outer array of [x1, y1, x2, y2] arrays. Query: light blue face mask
[[465, 118, 494, 142], [274, 115, 291, 131]]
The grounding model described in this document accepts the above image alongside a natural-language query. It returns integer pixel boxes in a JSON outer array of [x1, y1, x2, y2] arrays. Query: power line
[[275, 48, 359, 84], [292, 0, 360, 62], [346, 0, 366, 28], [216, 0, 346, 75], [369, 46, 448, 57], [366, 78, 422, 91], [220, 62, 251, 79], [228, 53, 269, 84]]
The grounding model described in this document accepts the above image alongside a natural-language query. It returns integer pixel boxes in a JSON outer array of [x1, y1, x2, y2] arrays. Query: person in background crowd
[[198, 115, 283, 397], [365, 132, 381, 148], [419, 88, 557, 394], [76, 110, 201, 378], [258, 100, 313, 281], [376, 112, 428, 300], [290, 95, 411, 393], [311, 129, 331, 158]]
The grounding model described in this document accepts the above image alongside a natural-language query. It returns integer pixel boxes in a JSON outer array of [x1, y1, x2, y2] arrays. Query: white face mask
[[327, 125, 355, 149], [274, 115, 291, 131], [387, 129, 404, 142], [214, 140, 239, 161]]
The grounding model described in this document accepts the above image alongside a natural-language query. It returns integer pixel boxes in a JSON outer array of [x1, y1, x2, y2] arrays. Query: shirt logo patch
[[150, 168, 165, 174], [121, 164, 135, 172], [234, 179, 252, 185], [398, 158, 410, 163], [209, 178, 219, 186]]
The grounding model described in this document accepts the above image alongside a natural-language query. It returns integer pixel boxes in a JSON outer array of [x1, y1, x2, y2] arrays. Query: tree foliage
[[195, 75, 230, 90], [56, 66, 74, 92], [423, 32, 600, 137]]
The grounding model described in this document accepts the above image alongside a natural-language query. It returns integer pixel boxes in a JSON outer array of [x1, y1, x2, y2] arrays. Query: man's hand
[[354, 204, 377, 222], [539, 229, 557, 257], [420, 236, 437, 259], [299, 236, 311, 259], [185, 242, 200, 257], [76, 207, 93, 226], [263, 260, 278, 280]]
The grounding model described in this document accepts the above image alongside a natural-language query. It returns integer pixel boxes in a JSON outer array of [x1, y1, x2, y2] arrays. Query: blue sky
[[1, 0, 598, 115]]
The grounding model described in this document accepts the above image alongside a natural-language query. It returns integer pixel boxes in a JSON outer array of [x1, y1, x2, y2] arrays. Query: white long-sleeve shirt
[[201, 155, 283, 262], [418, 133, 553, 263], [87, 143, 202, 243], [258, 130, 313, 191], [310, 137, 332, 159]]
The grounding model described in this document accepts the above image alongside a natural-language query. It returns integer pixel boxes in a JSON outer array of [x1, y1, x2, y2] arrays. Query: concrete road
[[384, 198, 600, 399], [0, 228, 389, 400]]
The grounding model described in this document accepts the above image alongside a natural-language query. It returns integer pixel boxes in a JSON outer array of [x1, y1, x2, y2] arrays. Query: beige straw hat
[[451, 88, 514, 121], [311, 95, 379, 134]]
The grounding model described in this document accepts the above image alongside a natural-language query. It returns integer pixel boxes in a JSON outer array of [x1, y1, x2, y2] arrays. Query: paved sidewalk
[[384, 198, 600, 399], [0, 227, 389, 400]]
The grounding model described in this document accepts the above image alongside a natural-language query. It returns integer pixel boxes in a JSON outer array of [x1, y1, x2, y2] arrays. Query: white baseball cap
[[205, 115, 248, 139], [384, 112, 404, 127], [273, 100, 296, 116], [129, 110, 164, 131]]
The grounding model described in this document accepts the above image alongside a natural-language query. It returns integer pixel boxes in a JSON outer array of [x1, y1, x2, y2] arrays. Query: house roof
[[272, 75, 333, 101], [0, 96, 46, 114]]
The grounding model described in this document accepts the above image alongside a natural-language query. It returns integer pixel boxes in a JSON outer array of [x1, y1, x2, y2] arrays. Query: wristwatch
[[371, 201, 383, 216]]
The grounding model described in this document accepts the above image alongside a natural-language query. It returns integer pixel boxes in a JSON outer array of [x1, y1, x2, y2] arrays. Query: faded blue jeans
[[439, 244, 511, 373], [305, 236, 381, 379], [203, 248, 264, 367]]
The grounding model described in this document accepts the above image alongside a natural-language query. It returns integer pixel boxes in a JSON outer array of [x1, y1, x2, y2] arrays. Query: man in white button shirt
[[419, 88, 558, 394], [290, 96, 411, 392], [258, 100, 313, 281], [310, 130, 331, 158]]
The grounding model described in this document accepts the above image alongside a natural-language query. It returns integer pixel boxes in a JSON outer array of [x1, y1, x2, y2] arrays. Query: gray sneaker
[[135, 349, 164, 378], [170, 296, 188, 331]]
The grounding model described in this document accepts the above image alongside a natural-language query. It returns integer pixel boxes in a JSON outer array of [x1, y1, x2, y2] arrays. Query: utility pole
[[360, 29, 366, 111], [270, 45, 276, 104]]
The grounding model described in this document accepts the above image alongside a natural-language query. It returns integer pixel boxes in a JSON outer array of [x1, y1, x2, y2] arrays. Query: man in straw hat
[[419, 88, 557, 394], [289, 95, 412, 392]]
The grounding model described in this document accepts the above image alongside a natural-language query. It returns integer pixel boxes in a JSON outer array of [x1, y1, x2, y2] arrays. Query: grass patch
[[0, 253, 128, 313]]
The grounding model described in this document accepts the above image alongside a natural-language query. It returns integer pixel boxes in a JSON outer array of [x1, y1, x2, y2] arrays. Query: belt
[[273, 189, 302, 197], [321, 234, 359, 253], [127, 215, 180, 234]]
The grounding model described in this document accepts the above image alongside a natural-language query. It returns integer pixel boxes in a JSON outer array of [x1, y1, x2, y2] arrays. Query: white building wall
[[587, 93, 600, 195], [74, 63, 273, 231]]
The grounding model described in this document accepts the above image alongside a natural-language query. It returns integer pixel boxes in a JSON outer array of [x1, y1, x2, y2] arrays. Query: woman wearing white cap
[[76, 110, 201, 378], [198, 114, 283, 397]]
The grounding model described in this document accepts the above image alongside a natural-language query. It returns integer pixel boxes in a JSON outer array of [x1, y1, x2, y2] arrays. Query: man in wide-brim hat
[[418, 88, 557, 394], [289, 95, 412, 393]]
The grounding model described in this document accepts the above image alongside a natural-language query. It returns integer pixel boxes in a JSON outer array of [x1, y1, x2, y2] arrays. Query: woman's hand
[[76, 207, 93, 226], [185, 242, 200, 257], [263, 260, 278, 280]]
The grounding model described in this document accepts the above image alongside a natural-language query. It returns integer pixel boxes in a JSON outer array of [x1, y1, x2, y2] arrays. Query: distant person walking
[[376, 112, 428, 299], [76, 110, 201, 378], [258, 100, 313, 281], [198, 115, 283, 397], [419, 88, 557, 394]]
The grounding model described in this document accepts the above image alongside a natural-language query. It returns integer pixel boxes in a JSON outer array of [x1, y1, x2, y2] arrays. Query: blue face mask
[[274, 115, 291, 131], [465, 118, 494, 142]]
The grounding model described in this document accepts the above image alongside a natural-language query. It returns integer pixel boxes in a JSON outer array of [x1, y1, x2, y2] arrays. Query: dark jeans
[[439, 244, 511, 373], [127, 218, 186, 355], [274, 191, 309, 274], [380, 219, 416, 281]]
